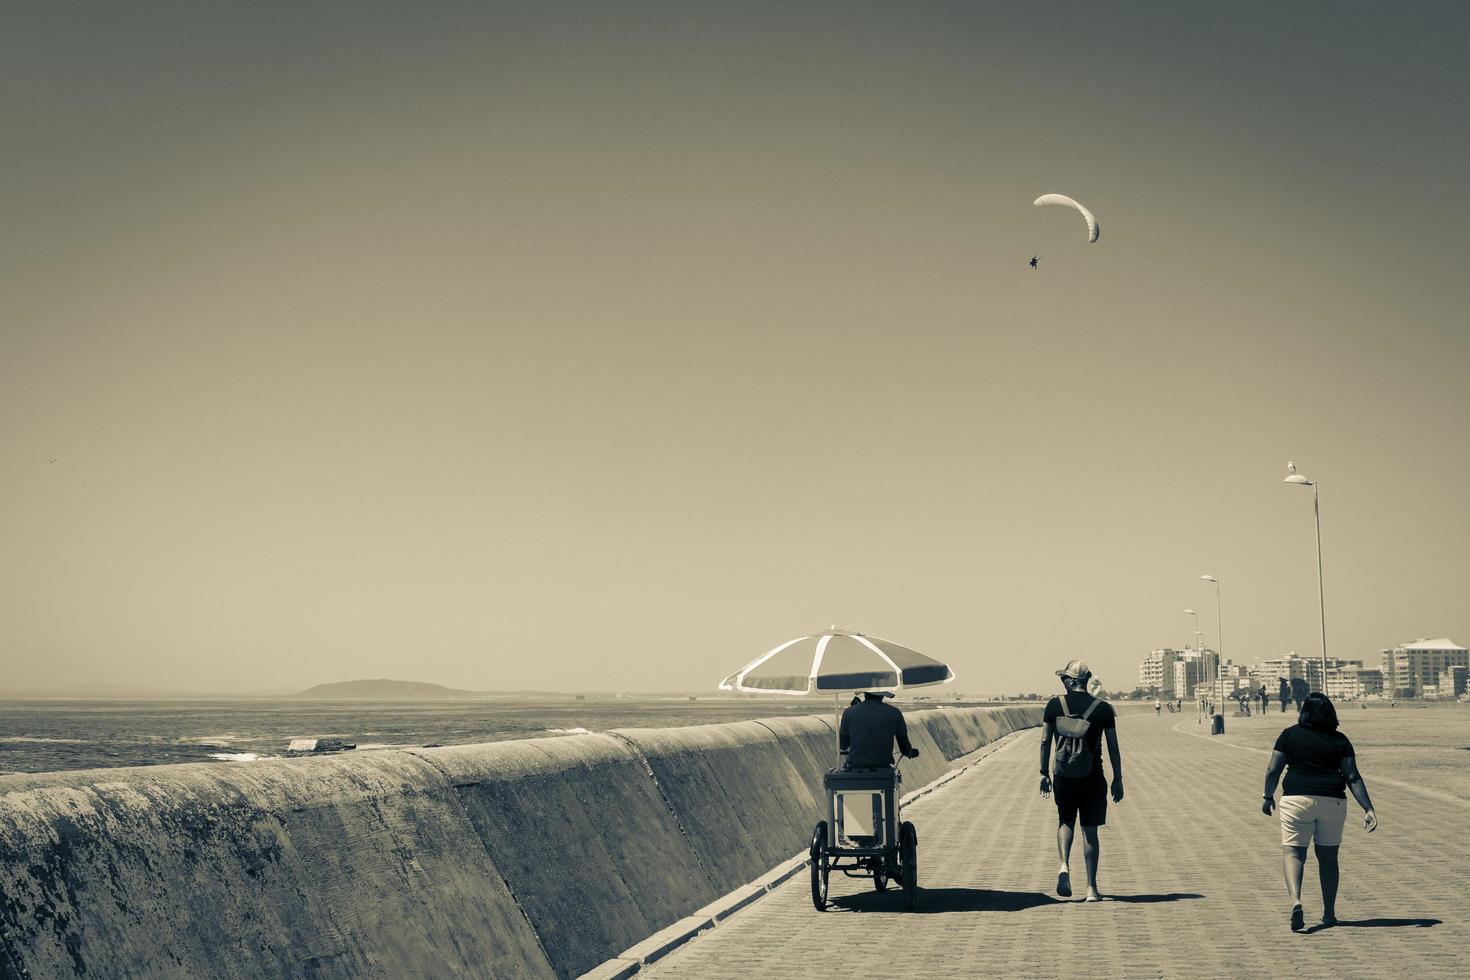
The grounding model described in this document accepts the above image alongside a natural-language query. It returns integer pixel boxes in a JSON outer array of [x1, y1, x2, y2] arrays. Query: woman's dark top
[[1273, 724, 1356, 799]]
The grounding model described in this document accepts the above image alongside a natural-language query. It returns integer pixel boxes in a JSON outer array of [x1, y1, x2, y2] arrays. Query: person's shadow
[[1305, 917, 1441, 934], [830, 889, 1202, 913]]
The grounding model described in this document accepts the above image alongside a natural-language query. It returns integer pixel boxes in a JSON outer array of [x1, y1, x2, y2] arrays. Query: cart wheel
[[900, 821, 918, 911], [809, 821, 829, 911]]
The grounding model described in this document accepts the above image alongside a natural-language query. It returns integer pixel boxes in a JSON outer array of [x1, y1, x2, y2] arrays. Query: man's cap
[[863, 690, 895, 699], [1055, 659, 1092, 680]]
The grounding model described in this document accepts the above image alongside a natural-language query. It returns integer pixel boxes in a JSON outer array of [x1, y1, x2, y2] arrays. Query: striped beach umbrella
[[719, 627, 955, 696]]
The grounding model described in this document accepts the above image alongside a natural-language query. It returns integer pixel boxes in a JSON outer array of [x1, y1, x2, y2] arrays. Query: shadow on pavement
[[832, 888, 1060, 913], [831, 890, 1206, 913], [1305, 917, 1441, 933]]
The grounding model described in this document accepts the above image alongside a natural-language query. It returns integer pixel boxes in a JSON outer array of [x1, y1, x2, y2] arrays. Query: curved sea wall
[[0, 705, 1041, 979]]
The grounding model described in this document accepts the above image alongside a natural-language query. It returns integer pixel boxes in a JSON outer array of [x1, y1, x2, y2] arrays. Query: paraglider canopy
[[1033, 193, 1100, 243]]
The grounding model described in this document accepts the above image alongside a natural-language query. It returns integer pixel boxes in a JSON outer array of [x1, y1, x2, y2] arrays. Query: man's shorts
[[1053, 774, 1107, 828], [1279, 794, 1346, 847]]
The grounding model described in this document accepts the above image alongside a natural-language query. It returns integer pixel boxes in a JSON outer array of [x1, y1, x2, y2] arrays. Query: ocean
[[0, 697, 967, 774]]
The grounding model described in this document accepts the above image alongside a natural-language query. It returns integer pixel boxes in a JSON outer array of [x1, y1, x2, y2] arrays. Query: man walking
[[1040, 660, 1123, 902]]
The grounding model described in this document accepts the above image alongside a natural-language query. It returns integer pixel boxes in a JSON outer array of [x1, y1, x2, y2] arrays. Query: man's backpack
[[1052, 695, 1102, 779]]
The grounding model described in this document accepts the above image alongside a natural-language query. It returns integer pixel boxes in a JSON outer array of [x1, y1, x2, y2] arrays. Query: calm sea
[[0, 698, 966, 774]]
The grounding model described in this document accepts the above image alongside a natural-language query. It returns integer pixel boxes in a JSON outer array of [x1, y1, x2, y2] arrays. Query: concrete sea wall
[[0, 706, 1041, 979]]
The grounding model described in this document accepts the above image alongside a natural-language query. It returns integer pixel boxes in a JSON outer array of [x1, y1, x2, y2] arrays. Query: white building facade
[[1381, 638, 1469, 699], [1248, 651, 1383, 700], [1138, 649, 1182, 696]]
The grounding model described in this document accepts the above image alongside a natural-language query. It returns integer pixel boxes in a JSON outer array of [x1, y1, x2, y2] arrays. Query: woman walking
[[1262, 692, 1377, 931]]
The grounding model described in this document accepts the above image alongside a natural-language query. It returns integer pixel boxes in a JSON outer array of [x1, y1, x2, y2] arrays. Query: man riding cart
[[717, 627, 955, 913]]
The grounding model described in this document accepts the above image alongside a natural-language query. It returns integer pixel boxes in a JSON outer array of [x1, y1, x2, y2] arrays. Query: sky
[[3, 1, 1468, 695]]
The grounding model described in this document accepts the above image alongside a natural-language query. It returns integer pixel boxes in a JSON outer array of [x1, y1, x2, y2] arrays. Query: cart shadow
[[831, 888, 1059, 913], [1304, 917, 1441, 934], [830, 889, 1204, 914]]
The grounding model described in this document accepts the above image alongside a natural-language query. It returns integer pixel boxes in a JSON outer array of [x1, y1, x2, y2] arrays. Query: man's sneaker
[[1056, 871, 1072, 897]]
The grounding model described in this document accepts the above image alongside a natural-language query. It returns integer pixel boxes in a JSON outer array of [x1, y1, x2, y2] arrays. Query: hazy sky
[[4, 2, 1468, 695]]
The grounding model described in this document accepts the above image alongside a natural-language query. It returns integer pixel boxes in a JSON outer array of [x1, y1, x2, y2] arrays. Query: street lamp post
[[1184, 608, 1201, 723], [1201, 575, 1224, 733], [1283, 462, 1328, 693]]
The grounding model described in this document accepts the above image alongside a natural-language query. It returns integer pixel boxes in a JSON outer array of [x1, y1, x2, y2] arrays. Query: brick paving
[[645, 710, 1465, 979]]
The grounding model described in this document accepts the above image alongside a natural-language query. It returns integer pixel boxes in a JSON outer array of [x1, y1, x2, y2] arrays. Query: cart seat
[[823, 767, 900, 791]]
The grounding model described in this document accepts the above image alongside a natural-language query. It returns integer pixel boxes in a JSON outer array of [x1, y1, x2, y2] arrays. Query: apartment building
[[1138, 649, 1182, 697], [1380, 638, 1469, 698], [1324, 666, 1384, 700], [1435, 664, 1468, 699], [1246, 651, 1383, 699], [1248, 652, 1310, 694], [1137, 647, 1221, 698], [1174, 650, 1217, 700]]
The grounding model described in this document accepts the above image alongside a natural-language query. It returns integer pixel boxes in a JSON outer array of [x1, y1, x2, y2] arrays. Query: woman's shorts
[[1279, 794, 1346, 847]]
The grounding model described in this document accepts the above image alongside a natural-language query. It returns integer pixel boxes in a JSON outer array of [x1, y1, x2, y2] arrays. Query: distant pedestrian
[[1259, 685, 1270, 714], [1262, 693, 1378, 932], [1154, 698, 1162, 716], [1040, 660, 1123, 902]]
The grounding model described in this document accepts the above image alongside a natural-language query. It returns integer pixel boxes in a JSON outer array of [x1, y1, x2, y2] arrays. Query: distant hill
[[292, 679, 486, 700]]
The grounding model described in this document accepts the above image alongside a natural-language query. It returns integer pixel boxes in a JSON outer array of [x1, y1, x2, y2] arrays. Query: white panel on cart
[[840, 791, 876, 836]]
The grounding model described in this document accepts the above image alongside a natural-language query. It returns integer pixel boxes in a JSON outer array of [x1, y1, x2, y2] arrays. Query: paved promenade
[[646, 710, 1464, 979]]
